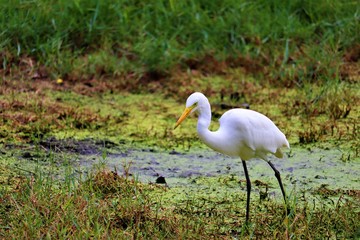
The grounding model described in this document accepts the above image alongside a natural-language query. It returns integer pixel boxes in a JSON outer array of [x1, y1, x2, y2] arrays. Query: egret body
[[175, 92, 290, 221]]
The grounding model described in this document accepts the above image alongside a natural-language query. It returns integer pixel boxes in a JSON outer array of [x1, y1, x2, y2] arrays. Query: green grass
[[1, 163, 359, 239], [1, 0, 359, 82]]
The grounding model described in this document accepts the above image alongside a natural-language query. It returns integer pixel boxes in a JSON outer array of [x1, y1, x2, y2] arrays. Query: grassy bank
[[1, 0, 359, 84], [1, 164, 359, 239]]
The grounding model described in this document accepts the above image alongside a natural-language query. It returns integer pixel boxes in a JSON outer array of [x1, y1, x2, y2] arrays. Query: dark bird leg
[[242, 160, 251, 222], [267, 161, 289, 214]]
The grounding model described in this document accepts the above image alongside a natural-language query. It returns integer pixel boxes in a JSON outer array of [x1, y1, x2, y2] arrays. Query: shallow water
[[5, 138, 358, 198], [79, 146, 359, 193]]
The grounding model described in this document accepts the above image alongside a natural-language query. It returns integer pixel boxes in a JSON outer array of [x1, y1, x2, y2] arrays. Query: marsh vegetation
[[1, 0, 359, 239]]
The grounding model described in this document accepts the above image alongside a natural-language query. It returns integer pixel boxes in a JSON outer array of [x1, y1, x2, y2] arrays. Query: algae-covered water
[[76, 145, 359, 195], [1, 85, 358, 203], [5, 138, 357, 194]]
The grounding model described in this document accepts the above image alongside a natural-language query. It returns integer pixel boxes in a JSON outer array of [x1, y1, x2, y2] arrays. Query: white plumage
[[175, 92, 290, 222]]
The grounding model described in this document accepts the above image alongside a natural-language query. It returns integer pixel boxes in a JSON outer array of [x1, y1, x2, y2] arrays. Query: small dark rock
[[155, 176, 167, 184]]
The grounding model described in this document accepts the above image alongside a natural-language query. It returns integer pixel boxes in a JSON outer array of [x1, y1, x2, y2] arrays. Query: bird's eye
[[190, 103, 198, 110]]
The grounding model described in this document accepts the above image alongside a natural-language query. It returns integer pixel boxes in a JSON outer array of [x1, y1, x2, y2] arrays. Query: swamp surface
[[1, 78, 358, 197], [0, 74, 359, 239]]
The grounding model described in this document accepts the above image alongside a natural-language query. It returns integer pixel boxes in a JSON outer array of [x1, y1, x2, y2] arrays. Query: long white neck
[[196, 102, 222, 151], [197, 106, 212, 134]]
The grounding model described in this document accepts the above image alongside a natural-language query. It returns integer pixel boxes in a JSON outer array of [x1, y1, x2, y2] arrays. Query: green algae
[[45, 91, 193, 148], [1, 74, 358, 155], [100, 145, 359, 193]]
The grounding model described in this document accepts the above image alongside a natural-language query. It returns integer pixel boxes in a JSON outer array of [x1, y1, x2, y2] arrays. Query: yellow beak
[[174, 107, 193, 129]]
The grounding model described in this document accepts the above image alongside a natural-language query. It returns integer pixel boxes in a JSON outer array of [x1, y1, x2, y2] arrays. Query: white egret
[[175, 92, 290, 222]]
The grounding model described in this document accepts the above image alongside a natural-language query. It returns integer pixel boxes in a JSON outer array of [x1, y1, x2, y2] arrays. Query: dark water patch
[[39, 137, 121, 155]]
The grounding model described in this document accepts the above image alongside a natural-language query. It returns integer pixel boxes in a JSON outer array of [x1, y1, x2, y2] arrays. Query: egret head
[[174, 92, 208, 129]]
